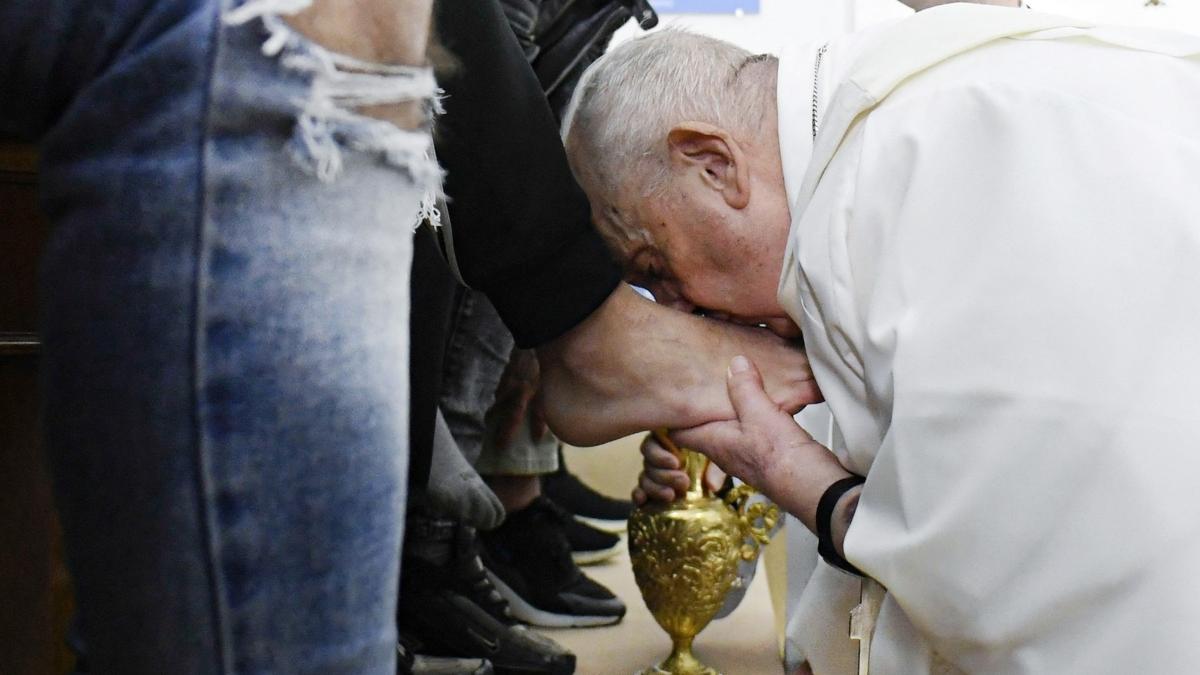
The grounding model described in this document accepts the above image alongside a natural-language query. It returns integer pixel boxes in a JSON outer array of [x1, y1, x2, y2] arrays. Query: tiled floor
[[547, 442, 783, 675]]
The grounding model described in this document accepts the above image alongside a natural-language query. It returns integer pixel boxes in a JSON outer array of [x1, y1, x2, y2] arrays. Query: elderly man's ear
[[666, 123, 751, 210]]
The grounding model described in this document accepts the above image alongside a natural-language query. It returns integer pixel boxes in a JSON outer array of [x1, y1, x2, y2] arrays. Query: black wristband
[[816, 475, 866, 576]]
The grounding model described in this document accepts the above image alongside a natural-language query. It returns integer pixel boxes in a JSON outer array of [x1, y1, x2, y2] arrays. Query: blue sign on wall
[[651, 0, 761, 14]]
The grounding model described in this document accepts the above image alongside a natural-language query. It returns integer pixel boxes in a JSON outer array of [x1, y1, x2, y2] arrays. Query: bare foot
[[537, 284, 822, 446]]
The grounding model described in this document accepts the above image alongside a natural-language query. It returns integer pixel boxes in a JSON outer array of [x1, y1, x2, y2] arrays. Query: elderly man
[[564, 4, 1200, 674]]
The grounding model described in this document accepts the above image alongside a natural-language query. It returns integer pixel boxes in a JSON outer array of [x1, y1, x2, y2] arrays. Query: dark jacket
[[409, 0, 655, 489], [500, 0, 657, 117], [430, 0, 654, 348]]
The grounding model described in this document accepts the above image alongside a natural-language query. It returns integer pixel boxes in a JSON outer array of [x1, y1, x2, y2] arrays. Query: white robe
[[775, 5, 1200, 674]]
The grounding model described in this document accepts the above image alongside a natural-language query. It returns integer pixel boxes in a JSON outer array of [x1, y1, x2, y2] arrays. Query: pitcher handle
[[724, 485, 781, 561]]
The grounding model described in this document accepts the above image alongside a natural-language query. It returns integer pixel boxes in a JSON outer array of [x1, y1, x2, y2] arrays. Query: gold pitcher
[[628, 432, 780, 675]]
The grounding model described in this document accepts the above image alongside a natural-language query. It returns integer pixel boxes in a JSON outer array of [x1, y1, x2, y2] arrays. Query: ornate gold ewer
[[628, 432, 780, 675]]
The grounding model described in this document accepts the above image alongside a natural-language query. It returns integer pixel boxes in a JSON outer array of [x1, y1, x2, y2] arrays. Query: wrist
[[749, 437, 851, 531], [829, 485, 862, 559], [816, 474, 865, 576], [793, 453, 855, 531]]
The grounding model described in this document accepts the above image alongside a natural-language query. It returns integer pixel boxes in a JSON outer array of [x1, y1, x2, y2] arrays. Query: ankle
[[486, 474, 542, 513]]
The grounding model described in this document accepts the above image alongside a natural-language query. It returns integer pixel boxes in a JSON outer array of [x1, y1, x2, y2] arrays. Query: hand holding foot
[[537, 285, 822, 446], [672, 356, 853, 534]]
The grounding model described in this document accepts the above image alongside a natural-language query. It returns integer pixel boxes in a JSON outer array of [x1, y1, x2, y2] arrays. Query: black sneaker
[[400, 519, 576, 675], [562, 515, 622, 566], [480, 497, 626, 628], [542, 447, 632, 534]]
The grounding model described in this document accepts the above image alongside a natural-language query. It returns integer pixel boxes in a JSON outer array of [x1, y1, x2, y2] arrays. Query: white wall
[[613, 0, 1200, 51], [1034, 0, 1200, 32], [613, 0, 848, 52]]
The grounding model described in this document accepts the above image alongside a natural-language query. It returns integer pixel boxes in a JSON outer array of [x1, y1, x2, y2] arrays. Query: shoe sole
[[484, 570, 623, 628], [573, 514, 628, 534], [570, 540, 623, 566], [409, 655, 495, 675]]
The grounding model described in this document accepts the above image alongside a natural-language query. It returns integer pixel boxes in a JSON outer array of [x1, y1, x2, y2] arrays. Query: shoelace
[[456, 530, 514, 621], [463, 555, 512, 619]]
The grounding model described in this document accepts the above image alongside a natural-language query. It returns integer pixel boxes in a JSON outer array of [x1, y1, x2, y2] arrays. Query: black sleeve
[[432, 0, 622, 349]]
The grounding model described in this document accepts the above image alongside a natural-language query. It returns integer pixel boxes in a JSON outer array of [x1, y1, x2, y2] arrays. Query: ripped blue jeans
[[2, 1, 435, 672]]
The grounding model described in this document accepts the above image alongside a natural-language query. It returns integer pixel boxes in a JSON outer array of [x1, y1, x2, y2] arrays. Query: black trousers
[[408, 226, 457, 495]]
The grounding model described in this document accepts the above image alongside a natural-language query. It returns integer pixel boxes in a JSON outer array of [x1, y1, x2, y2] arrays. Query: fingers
[[638, 470, 683, 503], [646, 465, 689, 492], [640, 433, 681, 470], [724, 355, 816, 446], [632, 486, 646, 506], [726, 355, 785, 426], [637, 432, 689, 502], [722, 321, 823, 414], [671, 420, 743, 456]]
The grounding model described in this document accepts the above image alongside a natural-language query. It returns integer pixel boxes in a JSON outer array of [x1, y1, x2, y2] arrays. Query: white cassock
[[775, 5, 1200, 674]]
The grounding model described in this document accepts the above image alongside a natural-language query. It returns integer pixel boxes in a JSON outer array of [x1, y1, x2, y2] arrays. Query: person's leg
[[439, 288, 515, 466], [413, 285, 511, 529], [27, 0, 435, 671], [485, 474, 543, 514], [408, 226, 458, 504], [404, 284, 575, 672], [541, 443, 633, 534], [475, 358, 559, 492], [424, 408, 505, 531], [476, 411, 624, 627], [476, 399, 556, 524]]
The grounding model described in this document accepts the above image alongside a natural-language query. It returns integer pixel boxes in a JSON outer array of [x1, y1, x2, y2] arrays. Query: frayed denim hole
[[223, 0, 444, 199]]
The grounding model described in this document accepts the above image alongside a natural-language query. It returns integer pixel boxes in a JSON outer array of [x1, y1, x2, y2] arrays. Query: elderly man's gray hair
[[562, 29, 777, 240]]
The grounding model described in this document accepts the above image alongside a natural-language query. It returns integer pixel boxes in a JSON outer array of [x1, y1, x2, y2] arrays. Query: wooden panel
[[0, 140, 74, 675], [0, 141, 48, 334], [0, 355, 75, 675]]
